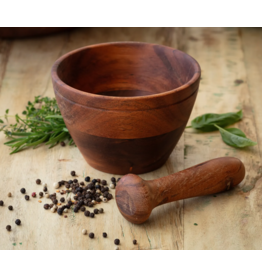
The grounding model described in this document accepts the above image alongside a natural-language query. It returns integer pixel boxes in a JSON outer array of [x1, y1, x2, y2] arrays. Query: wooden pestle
[[115, 157, 245, 224]]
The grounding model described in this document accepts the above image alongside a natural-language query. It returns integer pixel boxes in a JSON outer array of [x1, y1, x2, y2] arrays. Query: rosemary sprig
[[0, 96, 74, 154]]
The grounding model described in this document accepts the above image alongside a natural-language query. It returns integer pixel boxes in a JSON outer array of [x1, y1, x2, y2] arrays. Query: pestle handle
[[116, 157, 245, 224], [149, 157, 245, 207]]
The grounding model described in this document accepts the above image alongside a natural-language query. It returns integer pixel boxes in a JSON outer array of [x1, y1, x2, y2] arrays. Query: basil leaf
[[224, 128, 246, 138], [214, 124, 257, 148], [190, 110, 242, 131]]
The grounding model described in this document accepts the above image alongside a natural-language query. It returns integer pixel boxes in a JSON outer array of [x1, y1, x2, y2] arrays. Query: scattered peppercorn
[[80, 181, 85, 186], [107, 194, 113, 200], [71, 171, 76, 176], [39, 192, 43, 197], [44, 204, 50, 210], [90, 213, 95, 218], [25, 195, 30, 200], [8, 205, 13, 211], [7, 192, 12, 197], [92, 179, 97, 184], [85, 176, 90, 182], [103, 232, 107, 238], [99, 208, 104, 213], [60, 197, 65, 203], [6, 225, 11, 231], [60, 141, 65, 147], [111, 177, 116, 182], [114, 239, 120, 245], [133, 240, 137, 245], [84, 210, 90, 217], [20, 188, 26, 194], [109, 183, 115, 189], [32, 192, 36, 198], [53, 199, 58, 205], [0, 200, 3, 206], [36, 179, 41, 184], [80, 206, 86, 212], [15, 219, 21, 226], [94, 209, 99, 214], [89, 232, 94, 239], [43, 187, 48, 192]]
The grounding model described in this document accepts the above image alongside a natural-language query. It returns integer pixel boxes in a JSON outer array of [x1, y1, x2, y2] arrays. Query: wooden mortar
[[115, 157, 245, 224], [51, 42, 201, 174]]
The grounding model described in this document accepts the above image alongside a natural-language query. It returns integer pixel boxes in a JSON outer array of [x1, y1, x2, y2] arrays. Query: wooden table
[[0, 27, 261, 250]]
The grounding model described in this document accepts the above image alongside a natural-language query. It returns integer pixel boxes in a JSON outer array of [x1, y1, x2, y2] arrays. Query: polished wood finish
[[52, 42, 201, 174], [0, 27, 72, 38], [116, 157, 245, 224]]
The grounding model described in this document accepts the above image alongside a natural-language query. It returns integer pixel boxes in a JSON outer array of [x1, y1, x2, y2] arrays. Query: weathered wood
[[0, 27, 72, 38], [0, 28, 185, 250], [183, 27, 262, 249]]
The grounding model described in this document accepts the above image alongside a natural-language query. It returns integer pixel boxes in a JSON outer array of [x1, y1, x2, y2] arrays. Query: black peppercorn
[[8, 205, 13, 211], [84, 210, 90, 217], [60, 197, 65, 203], [94, 209, 99, 214], [73, 179, 78, 183], [111, 177, 116, 183], [95, 184, 101, 190], [36, 179, 41, 184], [43, 187, 47, 192], [49, 204, 54, 208], [114, 239, 120, 245], [85, 176, 90, 182], [20, 188, 26, 194], [92, 179, 97, 184], [101, 187, 105, 193], [105, 187, 109, 192], [6, 225, 11, 231], [39, 192, 44, 197], [60, 141, 65, 147], [53, 199, 58, 205], [88, 202, 94, 208], [102, 232, 107, 238], [80, 206, 86, 212], [96, 197, 101, 202], [101, 180, 107, 186], [74, 207, 79, 213], [99, 208, 104, 213], [90, 213, 95, 218], [96, 179, 101, 183], [57, 208, 63, 215], [80, 181, 85, 186], [44, 204, 50, 210], [65, 183, 70, 189], [15, 219, 21, 226], [71, 171, 76, 176], [68, 180, 73, 184], [133, 239, 137, 245], [0, 200, 3, 206], [89, 232, 94, 239], [25, 195, 30, 200], [107, 194, 113, 200]]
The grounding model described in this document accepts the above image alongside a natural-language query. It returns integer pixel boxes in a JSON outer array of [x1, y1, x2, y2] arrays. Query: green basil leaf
[[214, 124, 257, 148], [190, 110, 242, 131], [224, 128, 246, 138]]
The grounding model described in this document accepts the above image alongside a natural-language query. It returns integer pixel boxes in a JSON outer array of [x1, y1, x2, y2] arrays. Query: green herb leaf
[[189, 110, 242, 131], [5, 109, 9, 114], [214, 124, 257, 148], [0, 119, 4, 123]]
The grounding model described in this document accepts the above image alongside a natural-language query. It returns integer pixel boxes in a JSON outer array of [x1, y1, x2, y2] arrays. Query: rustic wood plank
[[0, 28, 185, 250], [183, 27, 262, 249]]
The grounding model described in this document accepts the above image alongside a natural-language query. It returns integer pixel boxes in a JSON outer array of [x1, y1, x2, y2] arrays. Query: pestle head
[[115, 174, 154, 224]]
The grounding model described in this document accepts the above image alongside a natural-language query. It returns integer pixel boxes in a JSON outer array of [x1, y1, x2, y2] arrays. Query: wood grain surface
[[0, 27, 261, 250]]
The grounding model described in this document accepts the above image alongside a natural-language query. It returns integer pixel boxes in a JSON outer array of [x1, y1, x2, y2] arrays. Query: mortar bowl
[[51, 42, 201, 174]]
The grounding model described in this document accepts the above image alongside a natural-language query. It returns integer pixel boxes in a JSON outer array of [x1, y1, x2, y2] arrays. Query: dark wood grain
[[52, 42, 201, 174], [115, 157, 246, 224], [0, 27, 72, 38]]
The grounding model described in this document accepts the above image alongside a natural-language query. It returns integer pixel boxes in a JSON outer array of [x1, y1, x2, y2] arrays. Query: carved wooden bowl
[[51, 42, 201, 174], [0, 27, 72, 38]]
